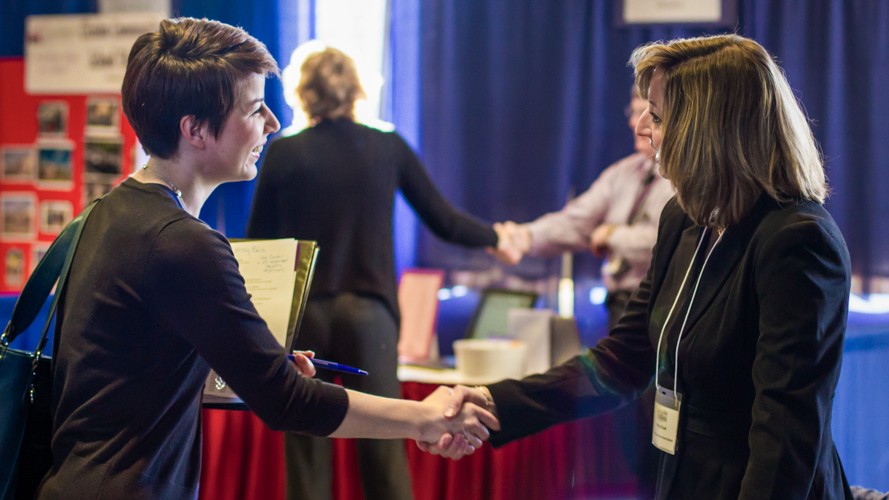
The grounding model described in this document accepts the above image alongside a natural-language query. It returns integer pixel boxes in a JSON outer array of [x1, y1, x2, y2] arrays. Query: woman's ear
[[179, 115, 208, 150]]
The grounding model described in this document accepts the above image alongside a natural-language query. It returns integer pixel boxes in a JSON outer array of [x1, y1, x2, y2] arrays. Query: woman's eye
[[650, 113, 662, 124]]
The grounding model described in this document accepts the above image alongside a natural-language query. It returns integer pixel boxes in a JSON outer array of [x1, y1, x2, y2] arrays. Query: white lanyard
[[654, 227, 724, 395]]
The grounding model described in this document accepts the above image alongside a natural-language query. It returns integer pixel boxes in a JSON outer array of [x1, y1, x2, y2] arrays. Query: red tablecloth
[[199, 382, 637, 500]]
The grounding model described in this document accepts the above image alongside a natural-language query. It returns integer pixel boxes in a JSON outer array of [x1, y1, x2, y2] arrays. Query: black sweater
[[246, 119, 497, 320], [38, 178, 348, 500]]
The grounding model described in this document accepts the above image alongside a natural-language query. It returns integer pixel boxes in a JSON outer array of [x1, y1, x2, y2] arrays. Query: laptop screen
[[466, 288, 539, 340]]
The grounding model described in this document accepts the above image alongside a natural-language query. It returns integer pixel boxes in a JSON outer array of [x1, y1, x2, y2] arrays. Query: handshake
[[415, 385, 500, 460], [291, 352, 497, 456], [488, 221, 532, 266], [488, 220, 618, 264]]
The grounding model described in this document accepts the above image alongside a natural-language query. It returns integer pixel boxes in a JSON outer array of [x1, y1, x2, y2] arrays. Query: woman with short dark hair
[[37, 18, 496, 500]]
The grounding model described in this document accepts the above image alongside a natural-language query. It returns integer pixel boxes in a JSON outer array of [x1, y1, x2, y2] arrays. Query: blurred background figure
[[490, 86, 673, 329], [279, 40, 391, 136], [246, 46, 500, 500], [489, 85, 674, 499]]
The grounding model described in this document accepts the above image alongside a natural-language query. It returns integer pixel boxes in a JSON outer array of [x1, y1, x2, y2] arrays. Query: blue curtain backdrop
[[4, 0, 887, 280], [382, 4, 889, 489], [0, 0, 96, 58], [385, 0, 889, 294]]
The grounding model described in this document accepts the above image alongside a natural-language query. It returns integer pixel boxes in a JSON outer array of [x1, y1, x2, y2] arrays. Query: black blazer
[[487, 194, 854, 500]]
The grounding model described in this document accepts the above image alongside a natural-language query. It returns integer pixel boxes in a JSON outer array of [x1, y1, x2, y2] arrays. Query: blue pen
[[286, 354, 368, 376]]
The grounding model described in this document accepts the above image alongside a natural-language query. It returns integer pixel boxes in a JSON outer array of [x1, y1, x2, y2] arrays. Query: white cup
[[453, 339, 528, 382]]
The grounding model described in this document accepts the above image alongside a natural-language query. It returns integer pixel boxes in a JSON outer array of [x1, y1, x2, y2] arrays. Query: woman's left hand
[[289, 350, 316, 377]]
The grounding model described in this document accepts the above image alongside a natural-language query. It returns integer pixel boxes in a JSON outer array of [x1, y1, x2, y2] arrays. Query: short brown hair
[[122, 18, 279, 159], [297, 47, 365, 121], [630, 34, 826, 228]]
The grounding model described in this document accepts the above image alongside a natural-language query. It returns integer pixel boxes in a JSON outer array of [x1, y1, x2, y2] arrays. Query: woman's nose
[[265, 107, 281, 134], [635, 113, 649, 138]]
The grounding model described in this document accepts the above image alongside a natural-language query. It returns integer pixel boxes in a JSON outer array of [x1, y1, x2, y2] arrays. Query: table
[[198, 381, 638, 500]]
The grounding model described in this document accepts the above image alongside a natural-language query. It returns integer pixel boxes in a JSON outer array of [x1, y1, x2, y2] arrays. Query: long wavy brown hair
[[630, 34, 826, 228]]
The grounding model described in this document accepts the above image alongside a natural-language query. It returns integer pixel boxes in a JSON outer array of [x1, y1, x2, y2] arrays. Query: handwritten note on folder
[[203, 238, 318, 401], [231, 239, 299, 347]]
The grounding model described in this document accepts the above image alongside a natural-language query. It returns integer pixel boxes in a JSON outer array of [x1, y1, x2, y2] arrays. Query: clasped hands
[[416, 385, 498, 460], [489, 221, 531, 265], [489, 220, 617, 263], [289, 353, 496, 457], [490, 221, 616, 264]]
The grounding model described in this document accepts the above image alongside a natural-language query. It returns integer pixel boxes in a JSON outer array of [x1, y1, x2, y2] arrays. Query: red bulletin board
[[0, 57, 138, 293]]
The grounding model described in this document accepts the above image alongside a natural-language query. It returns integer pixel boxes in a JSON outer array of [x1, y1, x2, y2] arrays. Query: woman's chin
[[239, 162, 259, 181]]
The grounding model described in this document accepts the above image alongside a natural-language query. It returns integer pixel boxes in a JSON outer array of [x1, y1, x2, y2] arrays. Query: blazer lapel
[[683, 193, 776, 333], [653, 194, 776, 500], [649, 198, 696, 303]]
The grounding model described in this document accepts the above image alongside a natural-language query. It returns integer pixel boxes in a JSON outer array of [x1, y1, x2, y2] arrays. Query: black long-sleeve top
[[246, 119, 498, 320], [38, 178, 348, 500]]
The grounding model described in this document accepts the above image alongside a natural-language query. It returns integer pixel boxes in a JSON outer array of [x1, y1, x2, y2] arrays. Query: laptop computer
[[465, 288, 540, 340]]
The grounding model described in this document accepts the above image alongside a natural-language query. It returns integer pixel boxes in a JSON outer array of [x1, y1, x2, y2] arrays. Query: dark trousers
[[606, 290, 659, 500], [283, 293, 414, 500]]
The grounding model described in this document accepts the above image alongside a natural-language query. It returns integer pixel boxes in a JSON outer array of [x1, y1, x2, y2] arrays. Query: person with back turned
[[246, 46, 503, 500]]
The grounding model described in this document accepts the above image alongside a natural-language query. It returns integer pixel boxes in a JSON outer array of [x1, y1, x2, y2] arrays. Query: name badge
[[652, 385, 682, 455]]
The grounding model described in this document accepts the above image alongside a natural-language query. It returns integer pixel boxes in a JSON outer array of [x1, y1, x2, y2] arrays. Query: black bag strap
[[1, 199, 100, 358]]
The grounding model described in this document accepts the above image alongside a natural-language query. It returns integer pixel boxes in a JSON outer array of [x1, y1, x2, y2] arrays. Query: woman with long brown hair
[[431, 34, 853, 499]]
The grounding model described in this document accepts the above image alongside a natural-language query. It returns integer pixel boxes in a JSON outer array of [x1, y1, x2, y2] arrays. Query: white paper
[[230, 239, 298, 347], [25, 13, 166, 94], [623, 0, 722, 24]]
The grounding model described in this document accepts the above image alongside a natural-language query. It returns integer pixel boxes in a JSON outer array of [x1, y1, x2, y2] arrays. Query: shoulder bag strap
[[0, 199, 100, 359]]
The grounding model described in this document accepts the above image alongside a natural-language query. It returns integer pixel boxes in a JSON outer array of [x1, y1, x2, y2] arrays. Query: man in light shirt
[[492, 87, 674, 328]]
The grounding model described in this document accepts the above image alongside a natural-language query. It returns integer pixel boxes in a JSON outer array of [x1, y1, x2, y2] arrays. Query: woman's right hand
[[289, 350, 316, 377], [416, 386, 500, 459]]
